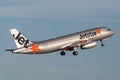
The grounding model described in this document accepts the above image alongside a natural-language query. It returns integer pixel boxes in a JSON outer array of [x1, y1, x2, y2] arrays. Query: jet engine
[[81, 42, 97, 49]]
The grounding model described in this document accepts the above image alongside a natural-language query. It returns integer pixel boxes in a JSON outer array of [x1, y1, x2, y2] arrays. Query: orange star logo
[[96, 29, 101, 34], [29, 44, 40, 54]]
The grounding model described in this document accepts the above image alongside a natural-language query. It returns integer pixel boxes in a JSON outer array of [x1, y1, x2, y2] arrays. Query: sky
[[0, 0, 120, 80]]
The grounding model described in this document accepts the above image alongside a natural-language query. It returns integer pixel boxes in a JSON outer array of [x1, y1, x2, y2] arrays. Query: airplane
[[6, 27, 114, 56]]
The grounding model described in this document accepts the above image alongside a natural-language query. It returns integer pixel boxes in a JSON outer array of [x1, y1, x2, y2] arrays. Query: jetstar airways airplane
[[6, 27, 114, 56]]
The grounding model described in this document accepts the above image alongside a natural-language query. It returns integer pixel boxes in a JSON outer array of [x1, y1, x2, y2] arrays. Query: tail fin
[[10, 28, 32, 48]]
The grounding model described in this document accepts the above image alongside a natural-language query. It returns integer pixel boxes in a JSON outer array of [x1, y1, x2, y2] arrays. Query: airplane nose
[[109, 30, 115, 36]]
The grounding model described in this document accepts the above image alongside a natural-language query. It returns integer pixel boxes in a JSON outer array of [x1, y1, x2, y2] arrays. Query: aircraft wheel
[[101, 43, 105, 47], [60, 51, 66, 56], [100, 40, 105, 47], [73, 51, 78, 56]]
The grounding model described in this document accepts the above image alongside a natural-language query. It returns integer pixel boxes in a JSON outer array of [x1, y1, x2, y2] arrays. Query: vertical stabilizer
[[10, 28, 32, 48]]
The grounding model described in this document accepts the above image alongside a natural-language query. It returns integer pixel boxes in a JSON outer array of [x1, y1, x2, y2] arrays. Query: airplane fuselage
[[12, 27, 114, 55]]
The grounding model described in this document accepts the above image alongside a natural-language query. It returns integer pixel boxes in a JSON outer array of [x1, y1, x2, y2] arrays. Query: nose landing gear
[[100, 40, 105, 47]]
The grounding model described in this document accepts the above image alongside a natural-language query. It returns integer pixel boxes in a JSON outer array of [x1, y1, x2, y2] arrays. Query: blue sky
[[0, 0, 120, 80]]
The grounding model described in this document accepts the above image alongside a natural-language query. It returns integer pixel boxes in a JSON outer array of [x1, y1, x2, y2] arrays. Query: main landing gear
[[73, 47, 78, 56], [73, 51, 78, 56], [60, 51, 66, 56], [60, 50, 78, 56]]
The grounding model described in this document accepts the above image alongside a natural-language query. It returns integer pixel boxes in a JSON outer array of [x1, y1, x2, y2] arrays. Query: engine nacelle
[[81, 42, 97, 49]]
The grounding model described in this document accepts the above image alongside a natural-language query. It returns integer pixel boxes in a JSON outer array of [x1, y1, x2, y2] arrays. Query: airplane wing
[[60, 39, 93, 51], [60, 41, 81, 51]]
